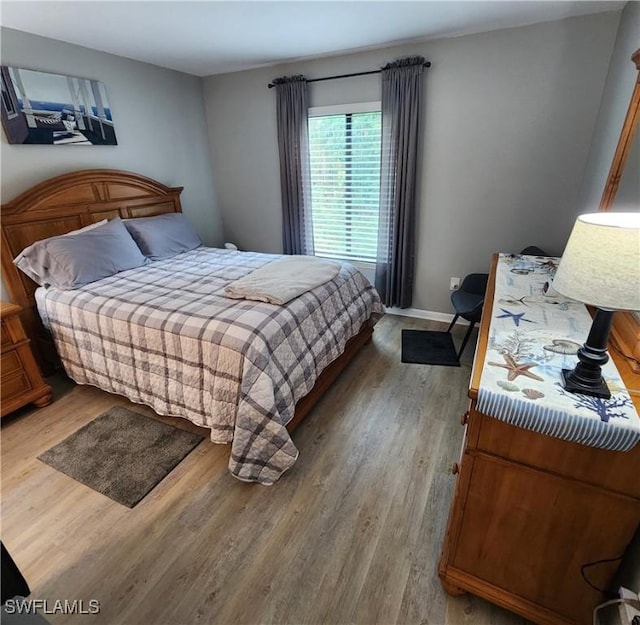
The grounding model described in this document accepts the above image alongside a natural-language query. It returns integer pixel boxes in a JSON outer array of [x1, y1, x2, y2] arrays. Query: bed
[[1, 169, 384, 483]]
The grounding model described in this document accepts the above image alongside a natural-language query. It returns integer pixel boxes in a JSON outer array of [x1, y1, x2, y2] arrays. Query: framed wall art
[[1, 66, 117, 145]]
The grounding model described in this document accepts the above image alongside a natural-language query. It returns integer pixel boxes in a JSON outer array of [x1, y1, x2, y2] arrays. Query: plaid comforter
[[36, 248, 384, 484]]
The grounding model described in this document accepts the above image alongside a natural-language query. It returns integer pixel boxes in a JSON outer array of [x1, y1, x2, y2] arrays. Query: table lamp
[[552, 212, 640, 399]]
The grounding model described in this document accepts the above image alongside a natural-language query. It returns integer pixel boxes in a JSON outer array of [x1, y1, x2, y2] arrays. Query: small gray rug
[[38, 406, 204, 508]]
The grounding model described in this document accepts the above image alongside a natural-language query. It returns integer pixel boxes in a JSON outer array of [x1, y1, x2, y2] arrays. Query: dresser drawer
[[472, 406, 640, 499], [1, 350, 23, 377], [2, 371, 33, 402], [451, 452, 639, 625]]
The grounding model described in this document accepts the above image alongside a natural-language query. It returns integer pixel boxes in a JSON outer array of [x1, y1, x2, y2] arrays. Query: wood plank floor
[[1, 315, 531, 625]]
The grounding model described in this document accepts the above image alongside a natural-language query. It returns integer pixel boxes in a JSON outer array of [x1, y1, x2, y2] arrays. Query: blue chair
[[447, 273, 489, 358]]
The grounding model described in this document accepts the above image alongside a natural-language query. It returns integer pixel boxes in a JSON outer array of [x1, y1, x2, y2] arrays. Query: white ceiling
[[0, 1, 626, 77]]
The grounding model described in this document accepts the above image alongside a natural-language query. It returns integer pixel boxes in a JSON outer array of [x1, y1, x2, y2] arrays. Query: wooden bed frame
[[0, 169, 374, 432]]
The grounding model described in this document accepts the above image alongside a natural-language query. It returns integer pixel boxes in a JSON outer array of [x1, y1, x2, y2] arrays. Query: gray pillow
[[13, 219, 108, 285], [13, 218, 147, 289], [123, 213, 202, 260]]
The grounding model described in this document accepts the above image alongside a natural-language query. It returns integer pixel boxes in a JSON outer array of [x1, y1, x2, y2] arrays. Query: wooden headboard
[[1, 169, 184, 373]]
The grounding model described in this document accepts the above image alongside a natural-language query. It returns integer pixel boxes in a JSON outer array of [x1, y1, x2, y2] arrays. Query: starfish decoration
[[488, 354, 544, 382], [537, 259, 559, 272], [499, 296, 528, 307], [496, 308, 534, 327]]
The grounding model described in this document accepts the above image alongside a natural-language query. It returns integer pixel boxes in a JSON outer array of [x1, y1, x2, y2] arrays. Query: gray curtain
[[273, 75, 314, 255], [375, 57, 425, 308]]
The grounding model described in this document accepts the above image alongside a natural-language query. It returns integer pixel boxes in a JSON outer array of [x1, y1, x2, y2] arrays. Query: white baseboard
[[385, 307, 470, 326]]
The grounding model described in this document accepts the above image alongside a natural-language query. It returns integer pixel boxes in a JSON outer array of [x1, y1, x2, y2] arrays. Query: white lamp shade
[[553, 212, 640, 311]]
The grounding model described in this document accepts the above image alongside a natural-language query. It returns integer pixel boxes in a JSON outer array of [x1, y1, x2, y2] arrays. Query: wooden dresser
[[438, 255, 640, 625], [1, 302, 52, 417]]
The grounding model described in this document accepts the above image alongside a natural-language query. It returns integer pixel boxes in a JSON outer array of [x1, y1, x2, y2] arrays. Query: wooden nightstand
[[1, 301, 52, 417]]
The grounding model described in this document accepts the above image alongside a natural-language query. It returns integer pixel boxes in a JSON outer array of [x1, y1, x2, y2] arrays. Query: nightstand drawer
[[1, 351, 23, 377], [2, 372, 33, 402], [0, 301, 52, 417], [1, 324, 12, 348]]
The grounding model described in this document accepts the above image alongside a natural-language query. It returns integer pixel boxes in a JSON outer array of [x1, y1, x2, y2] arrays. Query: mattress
[[36, 247, 384, 484]]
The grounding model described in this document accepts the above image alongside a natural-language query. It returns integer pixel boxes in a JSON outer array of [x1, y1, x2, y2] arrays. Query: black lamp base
[[560, 308, 614, 400], [561, 368, 611, 399]]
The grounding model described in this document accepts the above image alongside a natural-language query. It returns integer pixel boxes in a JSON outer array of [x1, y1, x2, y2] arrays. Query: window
[[308, 103, 381, 263]]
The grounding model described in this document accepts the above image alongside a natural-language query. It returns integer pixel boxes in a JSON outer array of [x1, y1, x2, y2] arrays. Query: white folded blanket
[[224, 255, 341, 305]]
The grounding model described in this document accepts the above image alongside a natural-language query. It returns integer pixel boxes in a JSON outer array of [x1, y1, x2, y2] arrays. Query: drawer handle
[[450, 462, 460, 475], [460, 410, 469, 426]]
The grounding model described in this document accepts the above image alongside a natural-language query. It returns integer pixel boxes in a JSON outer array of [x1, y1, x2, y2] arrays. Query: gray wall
[[578, 1, 640, 214], [0, 27, 223, 255], [203, 12, 619, 314]]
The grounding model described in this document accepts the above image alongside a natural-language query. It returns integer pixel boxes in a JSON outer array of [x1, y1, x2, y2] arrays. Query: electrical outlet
[[450, 277, 461, 291], [619, 587, 640, 625]]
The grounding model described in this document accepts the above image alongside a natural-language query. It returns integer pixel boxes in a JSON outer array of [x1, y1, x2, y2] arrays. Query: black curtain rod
[[267, 62, 431, 89]]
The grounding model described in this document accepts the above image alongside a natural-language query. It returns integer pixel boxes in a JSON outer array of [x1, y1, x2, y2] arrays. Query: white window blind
[[308, 105, 381, 263]]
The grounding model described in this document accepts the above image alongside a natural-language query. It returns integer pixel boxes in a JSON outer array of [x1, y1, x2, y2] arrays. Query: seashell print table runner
[[476, 253, 640, 451]]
